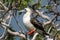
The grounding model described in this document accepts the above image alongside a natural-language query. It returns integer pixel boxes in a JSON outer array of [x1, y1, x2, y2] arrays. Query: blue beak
[[18, 9, 26, 15]]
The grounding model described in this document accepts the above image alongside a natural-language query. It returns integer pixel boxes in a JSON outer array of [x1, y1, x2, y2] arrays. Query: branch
[[45, 36, 53, 40], [0, 11, 12, 39], [0, 2, 12, 19], [36, 10, 50, 20], [47, 26, 52, 34], [43, 15, 57, 26], [0, 2, 26, 40], [0, 25, 7, 40], [7, 29, 26, 40], [0, 24, 26, 40], [0, 1, 8, 10], [31, 32, 39, 40], [0, 22, 26, 40], [0, 10, 4, 12]]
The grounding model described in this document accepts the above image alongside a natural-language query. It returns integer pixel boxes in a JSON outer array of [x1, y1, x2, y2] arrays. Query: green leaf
[[3, 0, 5, 3]]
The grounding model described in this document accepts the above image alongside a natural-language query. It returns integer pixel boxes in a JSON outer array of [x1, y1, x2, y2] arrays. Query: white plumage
[[23, 8, 36, 31]]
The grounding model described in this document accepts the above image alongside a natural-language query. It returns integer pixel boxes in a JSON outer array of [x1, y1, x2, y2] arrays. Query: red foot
[[27, 29, 35, 35]]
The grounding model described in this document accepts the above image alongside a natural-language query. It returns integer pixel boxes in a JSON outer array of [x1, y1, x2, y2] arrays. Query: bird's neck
[[25, 11, 32, 17]]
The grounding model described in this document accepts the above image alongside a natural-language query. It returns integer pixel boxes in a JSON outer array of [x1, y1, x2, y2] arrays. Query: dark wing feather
[[30, 18, 49, 35], [30, 18, 44, 31]]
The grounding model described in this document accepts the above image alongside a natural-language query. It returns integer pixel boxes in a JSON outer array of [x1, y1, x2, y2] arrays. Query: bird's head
[[24, 7, 31, 12], [19, 7, 31, 14]]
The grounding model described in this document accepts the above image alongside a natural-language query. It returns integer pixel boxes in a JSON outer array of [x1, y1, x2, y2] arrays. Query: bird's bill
[[18, 9, 26, 15], [19, 9, 26, 13]]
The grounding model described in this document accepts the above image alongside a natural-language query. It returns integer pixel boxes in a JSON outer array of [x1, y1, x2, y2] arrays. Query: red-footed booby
[[22, 7, 49, 36]]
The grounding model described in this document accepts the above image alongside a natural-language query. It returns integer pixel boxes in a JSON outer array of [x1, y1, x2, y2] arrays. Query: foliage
[[35, 34, 44, 40], [57, 31, 60, 40], [1, 0, 60, 40], [5, 33, 14, 40]]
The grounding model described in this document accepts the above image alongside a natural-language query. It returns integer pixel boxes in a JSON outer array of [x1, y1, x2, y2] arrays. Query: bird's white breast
[[23, 12, 36, 31]]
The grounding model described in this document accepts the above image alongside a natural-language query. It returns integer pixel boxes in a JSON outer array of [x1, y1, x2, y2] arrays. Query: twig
[[0, 1, 8, 10], [0, 24, 7, 40], [36, 10, 50, 20], [7, 28, 26, 39], [32, 32, 39, 40], [43, 15, 57, 26]]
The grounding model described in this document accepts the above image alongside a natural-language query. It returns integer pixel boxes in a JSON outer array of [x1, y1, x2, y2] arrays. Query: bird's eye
[[24, 9, 26, 11], [24, 9, 27, 13]]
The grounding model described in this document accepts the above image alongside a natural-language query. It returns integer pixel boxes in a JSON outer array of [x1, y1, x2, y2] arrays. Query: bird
[[22, 7, 49, 36]]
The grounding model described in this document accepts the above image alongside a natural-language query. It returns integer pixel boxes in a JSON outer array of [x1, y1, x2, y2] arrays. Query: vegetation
[[0, 0, 60, 40]]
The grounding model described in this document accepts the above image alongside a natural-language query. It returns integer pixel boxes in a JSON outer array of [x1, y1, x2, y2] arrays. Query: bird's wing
[[30, 18, 44, 31], [30, 18, 50, 36]]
